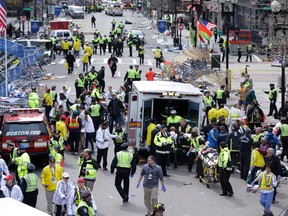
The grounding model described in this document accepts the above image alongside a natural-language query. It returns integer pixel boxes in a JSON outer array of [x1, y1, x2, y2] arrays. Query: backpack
[[252, 107, 261, 123], [267, 134, 276, 149]]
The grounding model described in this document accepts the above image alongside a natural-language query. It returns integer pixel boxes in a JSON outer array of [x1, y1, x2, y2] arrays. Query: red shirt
[[145, 70, 155, 81]]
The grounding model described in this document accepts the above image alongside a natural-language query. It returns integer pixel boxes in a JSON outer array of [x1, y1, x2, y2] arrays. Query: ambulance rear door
[[128, 92, 140, 148], [188, 100, 202, 128], [141, 99, 153, 149]]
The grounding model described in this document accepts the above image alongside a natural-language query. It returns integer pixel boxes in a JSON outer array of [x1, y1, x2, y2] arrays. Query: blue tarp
[[0, 38, 25, 58]]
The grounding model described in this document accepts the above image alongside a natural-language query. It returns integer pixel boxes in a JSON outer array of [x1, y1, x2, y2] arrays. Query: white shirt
[[96, 127, 117, 149], [83, 115, 95, 133], [57, 89, 71, 104], [2, 184, 24, 202], [53, 179, 74, 205], [0, 159, 9, 175], [0, 174, 6, 190], [67, 186, 98, 215]]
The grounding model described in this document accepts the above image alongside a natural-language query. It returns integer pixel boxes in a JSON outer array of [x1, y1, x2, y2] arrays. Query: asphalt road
[[21, 10, 288, 216]]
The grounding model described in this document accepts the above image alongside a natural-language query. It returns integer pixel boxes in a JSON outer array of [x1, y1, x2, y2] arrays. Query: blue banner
[[158, 20, 167, 34], [55, 6, 62, 16], [31, 20, 41, 34], [0, 38, 25, 58]]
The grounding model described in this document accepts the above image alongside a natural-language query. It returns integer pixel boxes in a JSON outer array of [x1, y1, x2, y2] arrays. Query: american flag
[[0, 0, 6, 37], [200, 19, 217, 31]]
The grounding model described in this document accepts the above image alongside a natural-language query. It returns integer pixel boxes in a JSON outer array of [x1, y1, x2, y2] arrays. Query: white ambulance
[[127, 81, 203, 154]]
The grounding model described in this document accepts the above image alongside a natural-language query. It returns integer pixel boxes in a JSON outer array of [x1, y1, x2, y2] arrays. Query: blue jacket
[[264, 132, 279, 154], [208, 129, 219, 149]]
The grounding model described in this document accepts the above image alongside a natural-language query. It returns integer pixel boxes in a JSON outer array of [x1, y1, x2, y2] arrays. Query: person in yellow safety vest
[[116, 27, 122, 37], [186, 127, 205, 176], [73, 39, 81, 58], [112, 123, 128, 155], [56, 115, 68, 141], [41, 157, 63, 215], [118, 21, 125, 30], [246, 42, 253, 62], [167, 110, 182, 128], [88, 68, 98, 84], [50, 36, 57, 52], [82, 51, 89, 72], [221, 40, 230, 63], [266, 83, 278, 117], [218, 142, 234, 197], [252, 127, 264, 143], [98, 36, 105, 55], [112, 19, 117, 29], [12, 144, 31, 182], [138, 45, 145, 65], [7, 142, 19, 168], [276, 118, 288, 161], [92, 36, 99, 55], [134, 65, 141, 81], [91, 86, 103, 101], [50, 85, 57, 103], [50, 130, 65, 156], [251, 163, 277, 216], [166, 15, 171, 30], [202, 90, 214, 125], [94, 29, 100, 37], [20, 163, 38, 207], [228, 104, 242, 125], [84, 44, 93, 65], [43, 88, 53, 121], [208, 104, 218, 123], [75, 73, 85, 98], [61, 39, 70, 58], [107, 35, 112, 53], [67, 178, 98, 215], [154, 47, 163, 68], [78, 149, 98, 191], [178, 118, 192, 164], [154, 125, 174, 177], [110, 143, 136, 203], [215, 85, 226, 107], [49, 145, 64, 168], [124, 65, 136, 86], [217, 104, 229, 122], [146, 118, 157, 146], [76, 190, 95, 216], [28, 87, 40, 108]]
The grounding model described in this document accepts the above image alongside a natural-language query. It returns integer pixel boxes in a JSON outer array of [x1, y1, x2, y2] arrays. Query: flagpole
[[4, 28, 7, 96]]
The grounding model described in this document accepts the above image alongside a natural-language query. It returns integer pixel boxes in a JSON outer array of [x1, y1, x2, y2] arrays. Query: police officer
[[246, 43, 253, 62], [75, 73, 85, 98], [134, 65, 141, 81], [7, 142, 19, 169], [112, 123, 128, 155], [127, 39, 133, 57], [267, 83, 278, 117], [111, 143, 136, 203], [50, 36, 57, 56], [178, 118, 192, 164], [89, 99, 101, 140], [138, 44, 145, 65], [20, 163, 38, 207], [237, 45, 242, 63], [218, 142, 233, 197], [276, 117, 288, 162], [202, 90, 214, 126], [76, 190, 95, 216], [154, 47, 163, 68], [92, 36, 99, 55], [111, 19, 116, 29], [107, 35, 112, 53], [166, 110, 182, 128], [154, 125, 174, 177], [215, 85, 226, 107], [124, 65, 136, 86], [99, 36, 105, 55], [50, 130, 65, 156], [28, 86, 40, 108], [12, 144, 31, 182]]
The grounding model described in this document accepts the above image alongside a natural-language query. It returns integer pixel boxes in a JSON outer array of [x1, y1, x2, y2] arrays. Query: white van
[[49, 29, 73, 50], [70, 6, 84, 19], [13, 39, 51, 48], [127, 81, 203, 154]]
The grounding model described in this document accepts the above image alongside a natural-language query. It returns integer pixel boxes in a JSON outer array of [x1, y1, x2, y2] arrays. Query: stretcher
[[199, 150, 219, 188]]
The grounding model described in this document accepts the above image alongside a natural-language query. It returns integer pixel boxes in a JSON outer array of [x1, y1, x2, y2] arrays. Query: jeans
[[260, 191, 274, 211], [85, 132, 94, 151], [109, 115, 121, 133], [83, 63, 88, 72]]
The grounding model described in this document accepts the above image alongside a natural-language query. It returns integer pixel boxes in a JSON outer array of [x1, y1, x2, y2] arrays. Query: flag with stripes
[[0, 0, 6, 37], [200, 19, 217, 31]]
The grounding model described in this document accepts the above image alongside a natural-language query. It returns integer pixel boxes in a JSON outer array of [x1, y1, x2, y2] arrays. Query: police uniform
[[267, 83, 278, 116], [12, 145, 31, 182], [89, 102, 101, 140], [128, 40, 133, 57], [215, 86, 226, 107], [78, 155, 98, 191], [28, 89, 40, 108], [110, 144, 136, 203], [112, 126, 128, 155], [279, 122, 288, 161], [138, 45, 145, 65], [124, 68, 136, 86], [75, 75, 85, 98], [154, 48, 162, 68], [76, 190, 95, 216], [246, 43, 253, 62]]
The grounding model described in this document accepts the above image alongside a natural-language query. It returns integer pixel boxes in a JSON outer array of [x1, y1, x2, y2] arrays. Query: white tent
[[0, 198, 50, 215]]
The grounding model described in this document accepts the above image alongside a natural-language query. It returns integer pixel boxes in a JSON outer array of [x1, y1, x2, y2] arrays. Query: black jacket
[[108, 98, 123, 117], [66, 54, 76, 64], [264, 155, 282, 176], [238, 135, 253, 152]]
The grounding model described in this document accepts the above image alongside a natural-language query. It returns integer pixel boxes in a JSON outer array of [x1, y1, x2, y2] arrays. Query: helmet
[[154, 203, 165, 212]]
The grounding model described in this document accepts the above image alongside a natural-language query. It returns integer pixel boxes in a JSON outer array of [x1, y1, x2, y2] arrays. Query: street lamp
[[219, 0, 238, 95], [271, 0, 286, 117]]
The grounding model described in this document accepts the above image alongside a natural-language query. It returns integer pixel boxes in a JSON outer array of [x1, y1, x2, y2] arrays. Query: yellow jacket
[[208, 108, 218, 121], [217, 108, 229, 120], [43, 92, 53, 106], [146, 123, 156, 146], [251, 149, 265, 167], [73, 40, 81, 51], [82, 53, 89, 63], [84, 46, 93, 56], [41, 164, 63, 191], [61, 41, 70, 50], [56, 120, 67, 140]]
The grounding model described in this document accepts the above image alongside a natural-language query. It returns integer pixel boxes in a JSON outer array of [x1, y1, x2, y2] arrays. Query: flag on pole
[[198, 34, 205, 43], [189, 23, 195, 46], [200, 19, 217, 31], [197, 21, 213, 41], [0, 0, 6, 37]]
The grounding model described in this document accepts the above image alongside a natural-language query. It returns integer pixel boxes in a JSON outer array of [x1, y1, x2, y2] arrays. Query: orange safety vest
[[68, 117, 80, 129]]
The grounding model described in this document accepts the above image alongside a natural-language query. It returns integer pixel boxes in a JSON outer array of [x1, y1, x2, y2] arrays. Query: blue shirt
[[208, 129, 219, 149], [264, 132, 279, 155]]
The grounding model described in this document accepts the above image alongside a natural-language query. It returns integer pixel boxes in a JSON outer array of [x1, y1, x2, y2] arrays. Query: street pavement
[[28, 10, 288, 216]]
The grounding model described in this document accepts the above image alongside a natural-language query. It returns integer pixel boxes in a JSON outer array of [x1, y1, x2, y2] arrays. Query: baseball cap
[[77, 178, 85, 184], [81, 190, 91, 199], [19, 143, 27, 150], [60, 115, 66, 120], [161, 125, 166, 129], [62, 172, 70, 178], [4, 174, 13, 180], [7, 142, 15, 147], [63, 86, 68, 90]]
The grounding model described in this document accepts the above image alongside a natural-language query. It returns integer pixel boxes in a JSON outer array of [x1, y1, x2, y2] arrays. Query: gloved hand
[[137, 182, 140, 188], [130, 174, 134, 178], [186, 152, 190, 157], [161, 185, 166, 192]]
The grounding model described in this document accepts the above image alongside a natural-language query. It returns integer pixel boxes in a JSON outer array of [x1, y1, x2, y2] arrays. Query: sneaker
[[74, 152, 78, 155]]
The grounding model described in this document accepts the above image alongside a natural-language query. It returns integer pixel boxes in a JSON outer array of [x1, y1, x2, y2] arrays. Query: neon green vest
[[203, 96, 213, 107], [216, 89, 225, 99], [281, 124, 288, 137], [77, 78, 85, 88], [127, 70, 136, 79], [116, 151, 132, 168], [191, 135, 203, 152], [76, 200, 94, 216], [90, 104, 100, 117], [24, 173, 38, 192]]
